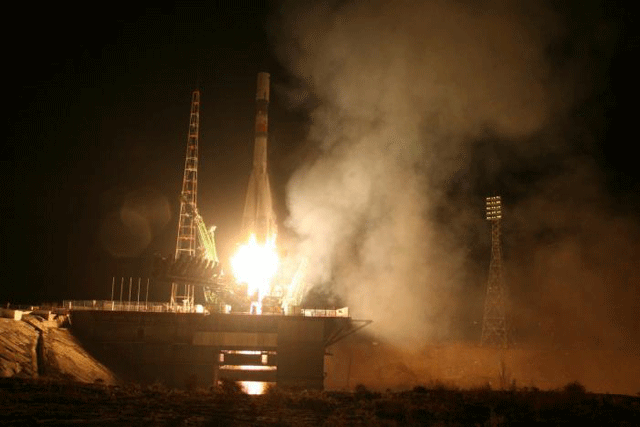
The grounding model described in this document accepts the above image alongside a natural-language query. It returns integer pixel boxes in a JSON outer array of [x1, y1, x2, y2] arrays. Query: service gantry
[[172, 90, 200, 307]]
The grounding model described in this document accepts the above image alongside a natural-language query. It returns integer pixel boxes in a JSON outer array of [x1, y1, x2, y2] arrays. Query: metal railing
[[62, 300, 198, 313], [301, 307, 349, 318], [62, 300, 351, 317]]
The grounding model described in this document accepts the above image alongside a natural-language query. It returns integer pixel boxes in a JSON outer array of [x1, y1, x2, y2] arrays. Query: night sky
[[5, 0, 639, 337], [7, 3, 304, 303]]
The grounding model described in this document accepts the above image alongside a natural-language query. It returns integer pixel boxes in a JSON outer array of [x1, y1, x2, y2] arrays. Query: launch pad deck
[[68, 305, 368, 389]]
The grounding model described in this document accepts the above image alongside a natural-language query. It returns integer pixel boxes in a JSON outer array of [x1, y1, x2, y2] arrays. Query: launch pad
[[68, 305, 368, 390], [67, 74, 372, 391]]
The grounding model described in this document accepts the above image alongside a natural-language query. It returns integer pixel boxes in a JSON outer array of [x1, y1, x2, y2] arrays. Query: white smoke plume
[[269, 0, 626, 346]]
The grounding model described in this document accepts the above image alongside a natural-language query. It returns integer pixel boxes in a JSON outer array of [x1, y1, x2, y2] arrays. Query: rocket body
[[241, 72, 277, 244]]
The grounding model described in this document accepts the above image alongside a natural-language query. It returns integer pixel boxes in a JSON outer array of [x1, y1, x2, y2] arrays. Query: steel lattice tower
[[481, 196, 509, 347], [171, 90, 200, 307]]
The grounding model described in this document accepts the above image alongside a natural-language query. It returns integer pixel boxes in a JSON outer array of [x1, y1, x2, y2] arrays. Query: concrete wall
[[70, 311, 350, 389]]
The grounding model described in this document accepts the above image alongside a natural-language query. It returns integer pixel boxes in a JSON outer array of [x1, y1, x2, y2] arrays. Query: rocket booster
[[241, 72, 277, 244]]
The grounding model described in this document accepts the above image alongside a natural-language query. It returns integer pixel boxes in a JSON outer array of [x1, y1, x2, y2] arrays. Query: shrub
[[218, 377, 244, 395], [562, 381, 586, 395], [184, 374, 198, 392], [430, 380, 450, 392], [122, 381, 141, 396], [354, 384, 368, 394], [148, 380, 168, 394], [374, 398, 406, 421], [412, 385, 428, 394], [354, 384, 379, 400]]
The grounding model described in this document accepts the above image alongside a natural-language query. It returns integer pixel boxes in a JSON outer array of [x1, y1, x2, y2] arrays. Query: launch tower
[[481, 196, 509, 347], [172, 90, 200, 307]]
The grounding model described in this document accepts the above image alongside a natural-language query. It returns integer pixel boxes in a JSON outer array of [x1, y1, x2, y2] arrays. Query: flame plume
[[231, 234, 279, 308]]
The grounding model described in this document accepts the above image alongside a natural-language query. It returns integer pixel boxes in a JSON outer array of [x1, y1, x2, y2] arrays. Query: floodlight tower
[[172, 90, 200, 308], [481, 196, 509, 347]]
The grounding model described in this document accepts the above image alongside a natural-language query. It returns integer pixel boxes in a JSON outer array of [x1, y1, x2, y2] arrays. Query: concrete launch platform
[[69, 307, 366, 390]]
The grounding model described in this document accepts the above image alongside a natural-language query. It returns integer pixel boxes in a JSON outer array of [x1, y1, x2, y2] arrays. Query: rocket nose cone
[[256, 72, 270, 102]]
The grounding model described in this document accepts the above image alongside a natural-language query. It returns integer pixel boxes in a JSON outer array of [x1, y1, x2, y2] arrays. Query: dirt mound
[[0, 316, 116, 385], [0, 319, 38, 378]]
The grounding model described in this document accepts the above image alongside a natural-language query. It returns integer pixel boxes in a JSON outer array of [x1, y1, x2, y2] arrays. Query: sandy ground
[[325, 336, 640, 396]]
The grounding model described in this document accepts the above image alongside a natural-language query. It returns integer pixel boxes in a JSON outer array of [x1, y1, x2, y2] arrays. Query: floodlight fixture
[[485, 196, 502, 221]]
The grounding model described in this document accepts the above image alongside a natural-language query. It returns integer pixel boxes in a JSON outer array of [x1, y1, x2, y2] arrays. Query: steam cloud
[[271, 0, 639, 349]]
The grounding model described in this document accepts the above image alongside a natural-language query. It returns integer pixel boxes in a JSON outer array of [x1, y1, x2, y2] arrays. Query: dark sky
[[5, 1, 639, 309], [6, 2, 304, 303]]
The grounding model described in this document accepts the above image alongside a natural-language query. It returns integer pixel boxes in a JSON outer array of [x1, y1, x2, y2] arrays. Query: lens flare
[[231, 234, 279, 306]]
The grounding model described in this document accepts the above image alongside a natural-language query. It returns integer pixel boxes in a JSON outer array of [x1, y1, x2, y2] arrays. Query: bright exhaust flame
[[240, 381, 273, 395], [231, 234, 279, 305]]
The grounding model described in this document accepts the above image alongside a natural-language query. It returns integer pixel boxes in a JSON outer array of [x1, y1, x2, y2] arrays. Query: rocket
[[241, 72, 277, 244]]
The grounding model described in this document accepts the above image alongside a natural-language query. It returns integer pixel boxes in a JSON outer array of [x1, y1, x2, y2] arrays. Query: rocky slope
[[0, 314, 116, 385]]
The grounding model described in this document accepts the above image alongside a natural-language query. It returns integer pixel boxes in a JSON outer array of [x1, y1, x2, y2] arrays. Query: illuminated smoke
[[270, 0, 637, 348]]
